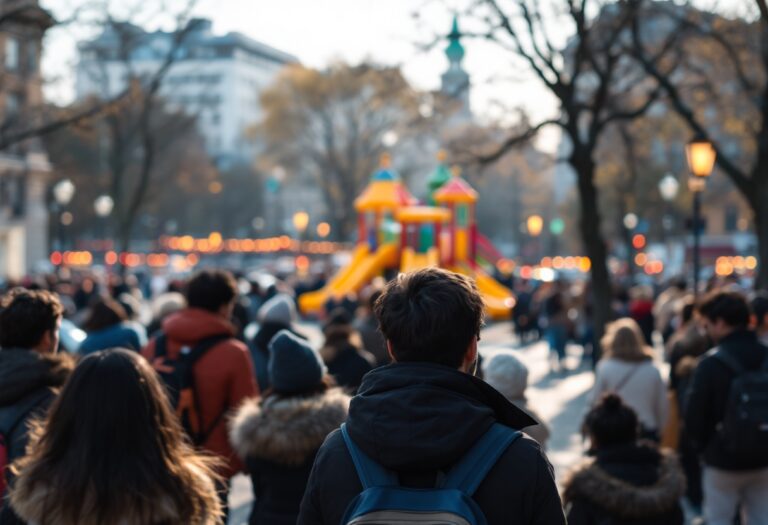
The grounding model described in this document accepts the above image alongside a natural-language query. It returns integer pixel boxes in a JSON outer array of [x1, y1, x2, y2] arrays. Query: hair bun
[[601, 393, 623, 411]]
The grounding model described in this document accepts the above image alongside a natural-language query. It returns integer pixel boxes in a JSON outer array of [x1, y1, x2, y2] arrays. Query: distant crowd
[[0, 266, 766, 525]]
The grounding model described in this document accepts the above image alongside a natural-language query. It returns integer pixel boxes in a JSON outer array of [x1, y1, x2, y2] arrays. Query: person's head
[[323, 307, 354, 343], [751, 292, 768, 333], [600, 318, 653, 362], [678, 296, 697, 326], [10, 349, 220, 524], [268, 330, 330, 396], [698, 290, 750, 342], [257, 293, 297, 327], [0, 288, 63, 353], [82, 297, 127, 332], [583, 393, 639, 450], [374, 268, 484, 371], [185, 269, 238, 319], [484, 353, 529, 402]]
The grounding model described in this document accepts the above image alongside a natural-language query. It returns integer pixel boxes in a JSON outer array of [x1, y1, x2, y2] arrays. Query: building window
[[724, 205, 739, 233], [26, 41, 38, 73], [6, 92, 21, 117], [5, 36, 19, 71]]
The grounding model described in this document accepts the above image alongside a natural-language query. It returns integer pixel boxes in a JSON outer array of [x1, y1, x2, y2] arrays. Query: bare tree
[[457, 0, 671, 348], [632, 1, 768, 289]]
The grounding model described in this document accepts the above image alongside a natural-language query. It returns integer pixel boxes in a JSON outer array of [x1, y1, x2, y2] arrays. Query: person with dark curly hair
[[563, 393, 685, 525]]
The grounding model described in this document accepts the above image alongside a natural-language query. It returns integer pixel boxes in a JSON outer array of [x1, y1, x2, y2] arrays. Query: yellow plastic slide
[[400, 247, 439, 274], [451, 264, 516, 320], [299, 243, 398, 314]]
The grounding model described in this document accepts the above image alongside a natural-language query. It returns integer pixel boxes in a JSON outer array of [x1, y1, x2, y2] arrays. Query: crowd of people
[[0, 265, 765, 525]]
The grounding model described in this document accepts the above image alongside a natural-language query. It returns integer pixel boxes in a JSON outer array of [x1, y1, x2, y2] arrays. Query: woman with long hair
[[79, 298, 147, 354], [8, 348, 221, 525], [590, 318, 668, 441], [230, 330, 350, 525]]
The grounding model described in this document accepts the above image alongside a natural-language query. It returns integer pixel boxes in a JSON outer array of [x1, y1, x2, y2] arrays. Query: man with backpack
[[297, 268, 565, 525], [684, 290, 768, 525], [142, 269, 258, 516], [0, 288, 73, 523]]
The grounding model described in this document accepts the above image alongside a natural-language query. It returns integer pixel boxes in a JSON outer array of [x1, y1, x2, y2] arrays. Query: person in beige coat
[[590, 318, 668, 441]]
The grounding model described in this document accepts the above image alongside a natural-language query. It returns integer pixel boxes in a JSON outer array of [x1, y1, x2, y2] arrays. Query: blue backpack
[[340, 422, 521, 525]]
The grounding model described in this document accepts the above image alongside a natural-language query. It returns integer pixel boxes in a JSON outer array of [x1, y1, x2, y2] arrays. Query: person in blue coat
[[79, 298, 146, 354]]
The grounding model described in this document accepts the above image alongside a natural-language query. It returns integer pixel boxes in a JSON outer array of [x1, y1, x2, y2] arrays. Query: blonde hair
[[601, 318, 653, 362]]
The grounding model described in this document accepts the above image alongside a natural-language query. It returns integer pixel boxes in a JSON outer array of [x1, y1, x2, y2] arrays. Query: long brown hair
[[10, 349, 221, 525], [600, 318, 654, 362]]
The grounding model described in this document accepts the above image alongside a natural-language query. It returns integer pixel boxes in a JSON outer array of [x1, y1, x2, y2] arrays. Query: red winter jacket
[[142, 308, 258, 479]]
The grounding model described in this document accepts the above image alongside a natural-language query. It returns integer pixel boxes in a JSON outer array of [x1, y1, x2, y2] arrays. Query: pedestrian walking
[[542, 281, 570, 372], [666, 298, 709, 512], [297, 268, 565, 525], [563, 393, 685, 524], [142, 269, 258, 518], [230, 330, 350, 525], [352, 289, 389, 366], [684, 290, 768, 525], [251, 293, 305, 392], [0, 289, 73, 524], [590, 318, 668, 441], [7, 349, 221, 525], [79, 297, 147, 354], [320, 308, 375, 392], [483, 353, 550, 448]]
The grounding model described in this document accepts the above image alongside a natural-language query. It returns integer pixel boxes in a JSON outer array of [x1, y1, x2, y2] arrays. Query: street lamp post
[[685, 138, 716, 297], [52, 179, 75, 251], [293, 211, 309, 250], [94, 195, 114, 247], [658, 174, 680, 275]]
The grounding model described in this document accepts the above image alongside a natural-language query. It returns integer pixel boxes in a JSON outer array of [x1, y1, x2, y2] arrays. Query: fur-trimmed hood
[[0, 349, 74, 406], [563, 446, 685, 519], [229, 387, 350, 466]]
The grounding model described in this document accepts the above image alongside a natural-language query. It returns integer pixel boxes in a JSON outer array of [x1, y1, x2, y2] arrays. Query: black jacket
[[320, 340, 375, 393], [563, 444, 685, 525], [296, 363, 565, 525], [0, 349, 73, 525], [229, 388, 350, 525], [684, 330, 768, 469]]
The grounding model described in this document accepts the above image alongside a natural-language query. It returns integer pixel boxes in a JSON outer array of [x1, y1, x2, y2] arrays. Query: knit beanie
[[268, 329, 326, 394], [484, 353, 529, 401], [258, 293, 297, 326]]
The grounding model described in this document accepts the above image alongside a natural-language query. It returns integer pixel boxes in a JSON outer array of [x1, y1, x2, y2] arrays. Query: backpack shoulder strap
[[713, 348, 746, 376], [186, 334, 231, 363], [441, 423, 521, 496], [340, 423, 398, 489], [154, 333, 168, 358]]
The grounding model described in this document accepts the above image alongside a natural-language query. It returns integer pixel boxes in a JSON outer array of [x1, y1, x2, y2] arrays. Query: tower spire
[[440, 15, 471, 120]]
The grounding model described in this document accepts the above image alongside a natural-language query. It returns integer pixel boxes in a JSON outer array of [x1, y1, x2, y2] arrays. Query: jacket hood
[[563, 445, 685, 519], [229, 388, 350, 465], [162, 308, 235, 344], [0, 349, 75, 406], [345, 363, 537, 471]]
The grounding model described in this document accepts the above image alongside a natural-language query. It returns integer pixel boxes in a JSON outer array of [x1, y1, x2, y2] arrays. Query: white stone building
[[75, 18, 298, 169], [0, 0, 54, 279]]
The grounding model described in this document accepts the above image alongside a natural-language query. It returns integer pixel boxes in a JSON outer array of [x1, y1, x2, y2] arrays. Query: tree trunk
[[753, 180, 768, 290], [573, 147, 612, 363]]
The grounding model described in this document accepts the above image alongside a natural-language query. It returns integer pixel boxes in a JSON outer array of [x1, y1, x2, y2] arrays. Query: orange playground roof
[[355, 181, 416, 211]]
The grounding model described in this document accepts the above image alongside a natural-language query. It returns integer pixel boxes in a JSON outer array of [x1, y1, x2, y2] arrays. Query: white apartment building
[[75, 18, 298, 169]]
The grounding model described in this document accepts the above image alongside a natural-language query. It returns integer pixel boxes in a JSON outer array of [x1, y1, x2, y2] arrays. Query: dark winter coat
[[320, 332, 375, 393], [0, 349, 74, 524], [296, 363, 566, 525], [230, 388, 350, 525], [563, 444, 685, 525], [684, 329, 768, 469]]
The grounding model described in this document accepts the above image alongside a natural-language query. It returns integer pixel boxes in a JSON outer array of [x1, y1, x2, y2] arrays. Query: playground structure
[[298, 153, 516, 319]]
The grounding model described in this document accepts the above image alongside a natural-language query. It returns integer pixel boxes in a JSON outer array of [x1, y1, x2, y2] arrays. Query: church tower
[[440, 16, 471, 120]]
